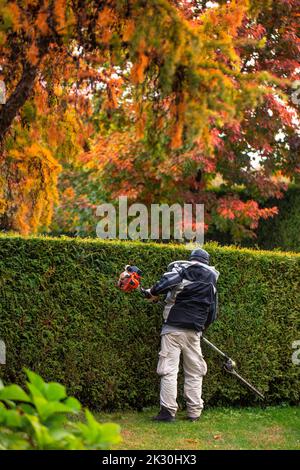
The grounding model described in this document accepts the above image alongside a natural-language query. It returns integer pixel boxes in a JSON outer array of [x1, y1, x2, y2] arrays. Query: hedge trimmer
[[117, 265, 265, 400]]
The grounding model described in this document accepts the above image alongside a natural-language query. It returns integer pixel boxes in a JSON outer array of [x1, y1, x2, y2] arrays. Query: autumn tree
[[0, 0, 299, 238], [79, 0, 300, 240]]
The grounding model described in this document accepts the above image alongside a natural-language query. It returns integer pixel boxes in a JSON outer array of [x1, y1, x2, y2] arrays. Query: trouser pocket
[[157, 351, 169, 376], [198, 354, 207, 376]]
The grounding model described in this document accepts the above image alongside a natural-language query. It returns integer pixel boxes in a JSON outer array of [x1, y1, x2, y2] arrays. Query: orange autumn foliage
[[0, 0, 298, 240]]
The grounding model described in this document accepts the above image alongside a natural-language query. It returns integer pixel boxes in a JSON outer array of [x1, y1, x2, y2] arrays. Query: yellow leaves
[[223, 3, 247, 35], [63, 108, 80, 130], [14, 205, 30, 235], [257, 37, 267, 49], [33, 144, 61, 171], [0, 174, 7, 215], [200, 0, 248, 40], [26, 142, 46, 157], [2, 90, 90, 234], [0, 197, 6, 215], [4, 138, 62, 234], [8, 148, 22, 160], [53, 84, 63, 97]]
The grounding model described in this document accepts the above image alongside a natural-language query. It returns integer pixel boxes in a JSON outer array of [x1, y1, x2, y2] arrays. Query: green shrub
[[0, 235, 299, 409], [255, 186, 300, 252], [0, 369, 120, 449]]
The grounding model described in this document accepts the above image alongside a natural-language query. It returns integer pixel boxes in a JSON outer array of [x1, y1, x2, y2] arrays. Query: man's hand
[[141, 288, 159, 302]]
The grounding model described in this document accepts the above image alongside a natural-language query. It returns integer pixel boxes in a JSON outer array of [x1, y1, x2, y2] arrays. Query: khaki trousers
[[157, 330, 207, 418]]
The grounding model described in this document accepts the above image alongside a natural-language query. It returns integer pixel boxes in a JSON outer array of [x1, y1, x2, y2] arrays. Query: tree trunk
[[0, 62, 38, 144]]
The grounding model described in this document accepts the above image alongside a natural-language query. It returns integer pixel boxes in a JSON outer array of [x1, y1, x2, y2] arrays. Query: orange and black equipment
[[118, 265, 142, 292]]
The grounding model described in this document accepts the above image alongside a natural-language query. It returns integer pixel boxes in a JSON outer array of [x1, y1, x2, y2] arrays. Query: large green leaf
[[44, 383, 67, 402], [19, 403, 36, 415], [0, 385, 31, 403], [26, 382, 45, 400], [64, 397, 81, 413], [34, 397, 81, 421], [76, 410, 121, 449], [25, 414, 53, 449], [0, 368, 120, 450], [4, 409, 23, 428], [25, 370, 46, 394]]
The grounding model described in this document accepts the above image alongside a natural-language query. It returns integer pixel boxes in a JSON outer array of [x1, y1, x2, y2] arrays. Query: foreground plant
[[0, 370, 121, 450]]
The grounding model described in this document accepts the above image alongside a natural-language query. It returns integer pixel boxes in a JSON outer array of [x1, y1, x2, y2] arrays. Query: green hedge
[[255, 186, 300, 252], [0, 235, 299, 410]]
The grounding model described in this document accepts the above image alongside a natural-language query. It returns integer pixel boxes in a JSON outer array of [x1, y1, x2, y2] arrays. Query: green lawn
[[96, 406, 300, 450]]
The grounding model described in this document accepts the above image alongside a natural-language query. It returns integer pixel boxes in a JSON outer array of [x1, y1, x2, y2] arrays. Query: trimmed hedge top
[[0, 234, 299, 409]]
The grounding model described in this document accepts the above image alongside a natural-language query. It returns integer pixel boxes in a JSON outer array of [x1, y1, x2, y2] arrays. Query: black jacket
[[151, 260, 219, 332]]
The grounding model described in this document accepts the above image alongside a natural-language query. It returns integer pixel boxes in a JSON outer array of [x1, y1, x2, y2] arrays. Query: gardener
[[144, 248, 219, 422]]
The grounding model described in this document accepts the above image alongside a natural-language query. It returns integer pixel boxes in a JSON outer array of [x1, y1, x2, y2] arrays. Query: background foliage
[[255, 186, 300, 252], [0, 0, 299, 240], [207, 185, 300, 252], [0, 235, 299, 409]]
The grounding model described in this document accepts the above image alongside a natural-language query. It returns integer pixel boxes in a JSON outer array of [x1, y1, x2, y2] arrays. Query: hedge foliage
[[0, 235, 299, 410], [255, 186, 300, 252]]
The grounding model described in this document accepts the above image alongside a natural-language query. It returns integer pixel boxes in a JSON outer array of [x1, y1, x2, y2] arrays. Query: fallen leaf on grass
[[184, 439, 199, 444]]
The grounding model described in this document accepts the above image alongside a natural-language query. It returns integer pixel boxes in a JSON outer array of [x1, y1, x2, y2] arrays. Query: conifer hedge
[[0, 235, 299, 409], [256, 186, 300, 252]]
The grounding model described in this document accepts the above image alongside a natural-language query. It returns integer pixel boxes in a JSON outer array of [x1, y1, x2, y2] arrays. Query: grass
[[96, 406, 300, 450]]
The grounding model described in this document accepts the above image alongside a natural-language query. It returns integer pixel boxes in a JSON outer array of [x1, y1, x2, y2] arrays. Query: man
[[145, 248, 219, 422]]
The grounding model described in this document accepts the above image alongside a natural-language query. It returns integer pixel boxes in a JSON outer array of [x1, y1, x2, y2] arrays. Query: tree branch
[[0, 61, 38, 144]]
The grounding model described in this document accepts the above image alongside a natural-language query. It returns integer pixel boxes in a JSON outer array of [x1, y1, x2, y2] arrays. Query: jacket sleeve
[[150, 270, 182, 296]]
